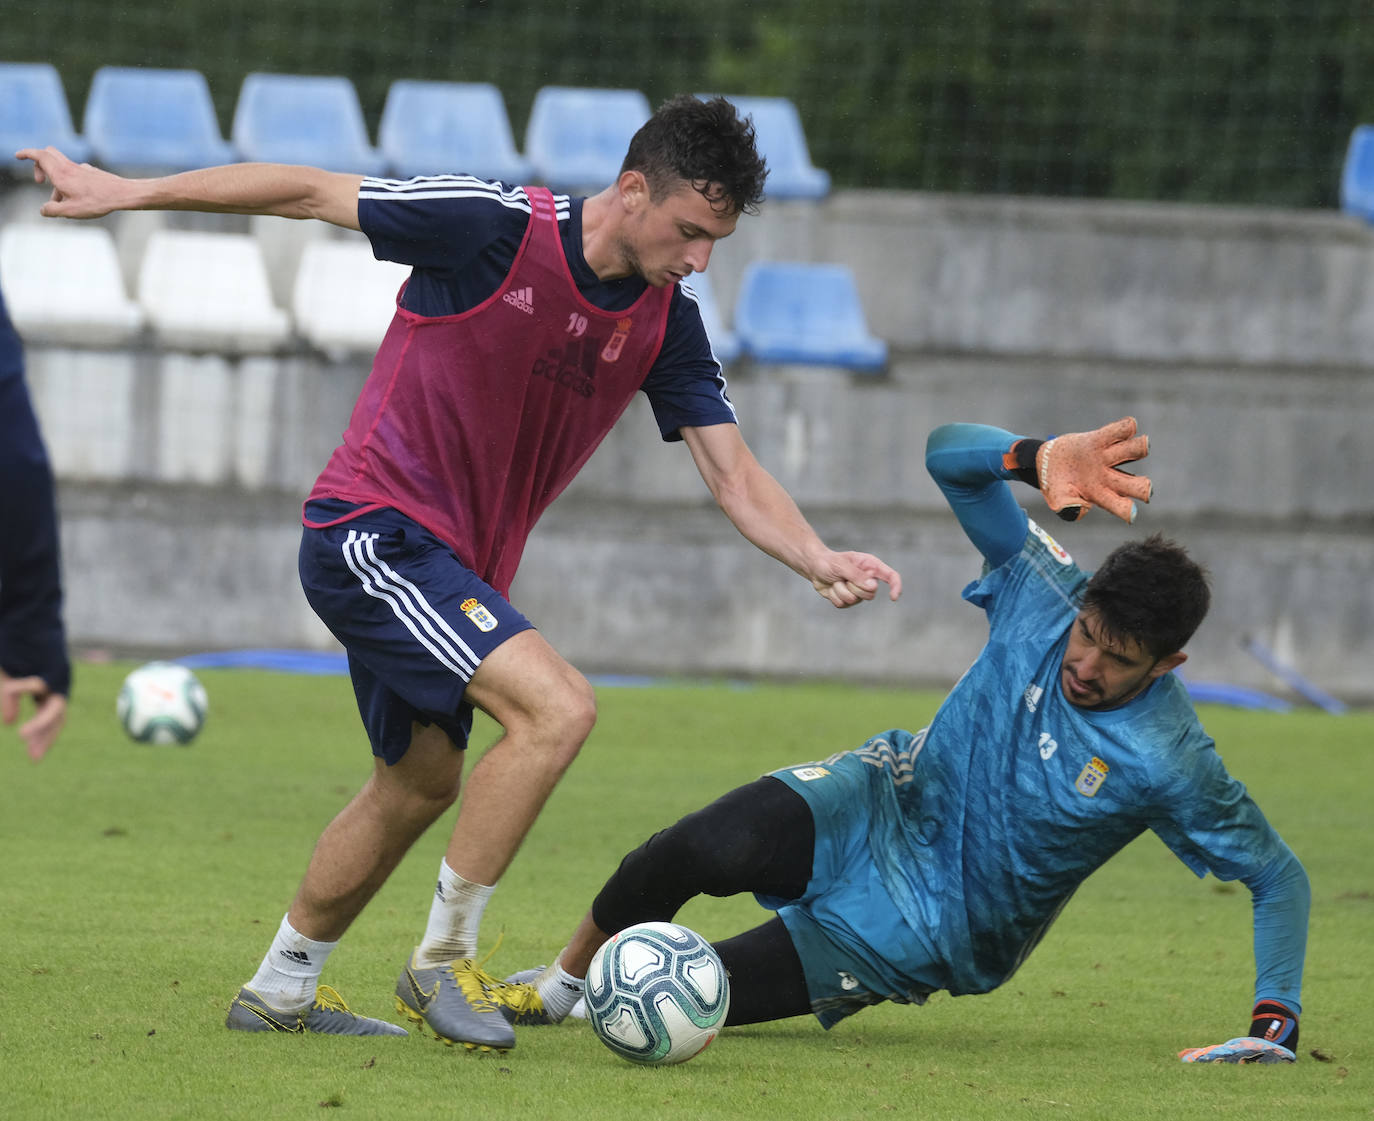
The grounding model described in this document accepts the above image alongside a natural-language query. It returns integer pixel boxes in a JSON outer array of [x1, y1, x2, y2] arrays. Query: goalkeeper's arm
[[1181, 851, 1309, 1064], [924, 418, 1156, 569]]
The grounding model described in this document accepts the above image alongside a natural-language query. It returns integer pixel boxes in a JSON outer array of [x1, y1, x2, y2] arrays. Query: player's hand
[[810, 551, 902, 608], [1036, 416, 1152, 524], [1179, 1000, 1300, 1064], [14, 145, 136, 220], [1, 673, 68, 761], [1179, 1037, 1296, 1064]]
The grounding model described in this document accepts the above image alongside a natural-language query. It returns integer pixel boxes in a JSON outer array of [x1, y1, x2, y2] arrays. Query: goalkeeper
[[505, 418, 1310, 1065]]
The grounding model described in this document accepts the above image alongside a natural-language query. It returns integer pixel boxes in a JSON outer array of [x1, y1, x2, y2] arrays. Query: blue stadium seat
[[733, 262, 886, 370], [232, 72, 387, 176], [705, 94, 830, 201], [0, 62, 91, 174], [83, 66, 235, 173], [1340, 125, 1374, 223], [380, 80, 533, 184], [523, 86, 651, 192], [680, 271, 740, 365]]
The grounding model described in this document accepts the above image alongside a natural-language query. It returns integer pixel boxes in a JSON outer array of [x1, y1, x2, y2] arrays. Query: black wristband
[[1002, 439, 1044, 488], [1002, 438, 1080, 522], [1249, 1000, 1299, 1051]]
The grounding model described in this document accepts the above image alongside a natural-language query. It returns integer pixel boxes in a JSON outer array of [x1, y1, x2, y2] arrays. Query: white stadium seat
[[137, 229, 291, 353], [291, 240, 411, 358], [0, 223, 144, 346]]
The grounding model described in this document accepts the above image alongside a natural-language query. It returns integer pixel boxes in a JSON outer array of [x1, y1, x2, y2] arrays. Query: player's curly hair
[[1082, 534, 1211, 659], [621, 95, 769, 216]]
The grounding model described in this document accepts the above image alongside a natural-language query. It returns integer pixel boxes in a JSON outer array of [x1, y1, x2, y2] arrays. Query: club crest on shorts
[[1075, 756, 1109, 797], [460, 597, 498, 632]]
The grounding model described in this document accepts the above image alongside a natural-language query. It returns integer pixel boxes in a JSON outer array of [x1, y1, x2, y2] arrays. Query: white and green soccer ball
[[585, 921, 730, 1066], [116, 661, 208, 745]]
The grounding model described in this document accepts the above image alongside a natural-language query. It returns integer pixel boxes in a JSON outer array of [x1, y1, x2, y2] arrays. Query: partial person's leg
[[289, 719, 466, 941], [395, 628, 595, 1049], [228, 719, 463, 1034], [439, 628, 596, 889], [235, 510, 533, 1038], [712, 917, 811, 1025], [581, 774, 815, 966], [507, 776, 815, 1023]]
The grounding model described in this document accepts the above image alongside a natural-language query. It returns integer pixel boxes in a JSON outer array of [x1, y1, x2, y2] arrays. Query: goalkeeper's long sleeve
[[924, 423, 1029, 568], [1244, 846, 1310, 1016]]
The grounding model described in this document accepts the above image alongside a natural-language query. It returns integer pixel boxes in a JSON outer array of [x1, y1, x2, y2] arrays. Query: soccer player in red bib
[[20, 96, 900, 1048]]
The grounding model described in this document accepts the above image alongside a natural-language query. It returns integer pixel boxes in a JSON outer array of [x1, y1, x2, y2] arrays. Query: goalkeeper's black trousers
[[590, 775, 815, 1026]]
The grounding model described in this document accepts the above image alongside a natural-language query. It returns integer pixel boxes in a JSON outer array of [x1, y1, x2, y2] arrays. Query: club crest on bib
[[601, 317, 632, 362], [460, 597, 498, 632]]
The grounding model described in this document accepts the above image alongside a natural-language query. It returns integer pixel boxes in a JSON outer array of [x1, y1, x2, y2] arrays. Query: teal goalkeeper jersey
[[813, 519, 1308, 1004]]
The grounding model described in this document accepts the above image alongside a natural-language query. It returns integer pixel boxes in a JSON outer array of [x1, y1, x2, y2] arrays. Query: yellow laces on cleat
[[447, 938, 543, 1017], [497, 982, 545, 1017], [447, 939, 517, 1013], [313, 985, 354, 1015], [449, 962, 506, 1013]]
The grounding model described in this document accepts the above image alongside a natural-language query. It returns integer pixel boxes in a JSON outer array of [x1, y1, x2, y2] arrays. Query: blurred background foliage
[[10, 0, 1373, 206]]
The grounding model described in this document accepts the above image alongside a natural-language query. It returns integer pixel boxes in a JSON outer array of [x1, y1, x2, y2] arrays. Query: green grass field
[[1, 663, 1369, 1120]]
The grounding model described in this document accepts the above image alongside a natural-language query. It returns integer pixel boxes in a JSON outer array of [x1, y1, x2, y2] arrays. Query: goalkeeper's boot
[[226, 984, 408, 1035], [498, 967, 562, 1026], [395, 951, 517, 1051]]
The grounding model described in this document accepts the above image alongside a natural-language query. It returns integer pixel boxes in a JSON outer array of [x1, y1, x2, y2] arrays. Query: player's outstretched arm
[[680, 423, 901, 607], [16, 146, 363, 230]]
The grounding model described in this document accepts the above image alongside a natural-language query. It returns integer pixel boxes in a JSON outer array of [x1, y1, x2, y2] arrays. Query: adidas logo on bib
[[503, 286, 534, 314]]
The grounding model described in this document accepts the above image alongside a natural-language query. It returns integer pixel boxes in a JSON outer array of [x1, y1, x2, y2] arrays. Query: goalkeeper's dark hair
[[1082, 534, 1211, 659], [621, 95, 768, 217]]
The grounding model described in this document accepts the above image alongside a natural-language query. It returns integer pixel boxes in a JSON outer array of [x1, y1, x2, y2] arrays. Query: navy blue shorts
[[299, 500, 534, 765]]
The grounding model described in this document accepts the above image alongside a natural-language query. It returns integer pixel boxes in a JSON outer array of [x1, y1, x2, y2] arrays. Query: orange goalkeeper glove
[[1002, 416, 1152, 524]]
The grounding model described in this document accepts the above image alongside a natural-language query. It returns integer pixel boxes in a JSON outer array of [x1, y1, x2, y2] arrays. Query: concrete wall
[[15, 187, 1374, 701]]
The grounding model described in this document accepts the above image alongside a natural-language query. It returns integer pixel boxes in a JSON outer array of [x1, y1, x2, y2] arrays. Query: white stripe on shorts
[[341, 530, 481, 680]]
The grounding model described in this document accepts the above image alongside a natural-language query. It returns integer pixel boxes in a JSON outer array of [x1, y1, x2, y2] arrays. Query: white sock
[[413, 860, 495, 969], [535, 955, 585, 1022], [246, 914, 337, 1011]]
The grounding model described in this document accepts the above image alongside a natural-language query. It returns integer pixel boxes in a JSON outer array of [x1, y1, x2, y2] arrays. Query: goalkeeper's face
[[1060, 609, 1186, 710]]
